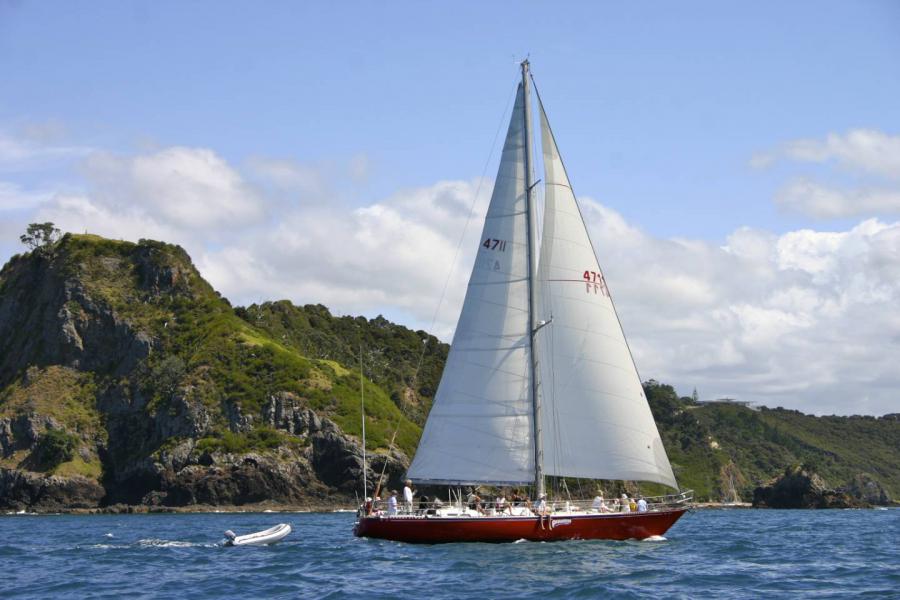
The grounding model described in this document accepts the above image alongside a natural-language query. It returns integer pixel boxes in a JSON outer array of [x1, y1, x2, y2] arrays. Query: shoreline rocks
[[752, 465, 876, 509]]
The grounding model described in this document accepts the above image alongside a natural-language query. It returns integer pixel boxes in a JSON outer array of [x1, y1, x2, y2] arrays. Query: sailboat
[[354, 61, 690, 543]]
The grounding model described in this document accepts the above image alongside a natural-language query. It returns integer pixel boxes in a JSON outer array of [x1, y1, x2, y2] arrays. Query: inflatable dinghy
[[224, 523, 292, 546]]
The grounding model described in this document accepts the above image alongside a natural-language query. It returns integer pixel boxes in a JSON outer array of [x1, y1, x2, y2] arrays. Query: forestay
[[535, 95, 677, 489], [407, 84, 535, 485]]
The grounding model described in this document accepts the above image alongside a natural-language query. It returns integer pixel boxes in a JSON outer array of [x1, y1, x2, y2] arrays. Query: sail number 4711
[[583, 270, 610, 297], [482, 238, 507, 252]]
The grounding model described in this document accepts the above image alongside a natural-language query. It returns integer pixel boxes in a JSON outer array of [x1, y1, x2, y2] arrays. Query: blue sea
[[1, 508, 897, 599]]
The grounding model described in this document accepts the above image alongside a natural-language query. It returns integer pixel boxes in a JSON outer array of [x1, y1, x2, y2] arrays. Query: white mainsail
[[535, 95, 678, 488], [407, 84, 535, 485]]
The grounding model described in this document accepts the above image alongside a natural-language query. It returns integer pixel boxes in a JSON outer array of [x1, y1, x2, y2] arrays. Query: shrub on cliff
[[34, 429, 78, 470]]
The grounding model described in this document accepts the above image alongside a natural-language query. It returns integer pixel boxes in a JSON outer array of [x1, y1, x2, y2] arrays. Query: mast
[[360, 342, 367, 499], [521, 59, 544, 498]]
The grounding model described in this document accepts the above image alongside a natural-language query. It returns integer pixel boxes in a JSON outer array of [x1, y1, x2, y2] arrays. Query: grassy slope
[[236, 301, 448, 427], [0, 366, 103, 478]]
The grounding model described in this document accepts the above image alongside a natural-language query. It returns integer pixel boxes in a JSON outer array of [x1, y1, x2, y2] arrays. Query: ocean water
[[0, 508, 897, 599]]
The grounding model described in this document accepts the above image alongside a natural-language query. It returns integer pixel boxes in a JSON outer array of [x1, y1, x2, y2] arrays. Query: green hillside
[[235, 301, 448, 427], [645, 381, 900, 500]]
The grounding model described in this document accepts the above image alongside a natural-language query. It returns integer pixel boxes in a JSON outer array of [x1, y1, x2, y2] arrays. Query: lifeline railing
[[361, 489, 693, 517]]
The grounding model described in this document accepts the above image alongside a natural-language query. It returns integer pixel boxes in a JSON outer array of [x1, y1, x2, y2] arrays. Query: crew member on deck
[[403, 479, 415, 513], [387, 491, 398, 515], [496, 492, 510, 514], [533, 493, 548, 516]]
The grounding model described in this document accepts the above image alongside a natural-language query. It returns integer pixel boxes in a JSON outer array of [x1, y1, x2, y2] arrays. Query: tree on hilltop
[[20, 222, 61, 256]]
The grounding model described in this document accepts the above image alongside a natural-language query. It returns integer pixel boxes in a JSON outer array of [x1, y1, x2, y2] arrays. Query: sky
[[1, 1, 899, 416]]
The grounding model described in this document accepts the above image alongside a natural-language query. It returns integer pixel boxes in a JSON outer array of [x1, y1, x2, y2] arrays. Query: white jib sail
[[407, 84, 535, 485], [536, 98, 678, 489]]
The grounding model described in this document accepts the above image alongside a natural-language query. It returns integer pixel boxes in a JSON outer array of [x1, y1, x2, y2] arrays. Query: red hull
[[354, 508, 687, 543]]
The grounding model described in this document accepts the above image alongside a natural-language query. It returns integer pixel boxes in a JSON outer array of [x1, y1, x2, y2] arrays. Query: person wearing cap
[[402, 479, 415, 513], [620, 494, 631, 513], [387, 490, 398, 515]]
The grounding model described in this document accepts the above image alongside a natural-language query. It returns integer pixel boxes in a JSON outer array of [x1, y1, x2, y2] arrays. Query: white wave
[[513, 538, 528, 544], [137, 538, 216, 548], [104, 533, 114, 538], [642, 535, 667, 542]]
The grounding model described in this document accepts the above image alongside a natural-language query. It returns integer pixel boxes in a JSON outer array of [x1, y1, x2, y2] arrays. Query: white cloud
[[84, 147, 263, 230], [754, 129, 900, 179], [245, 156, 329, 197], [783, 129, 900, 179], [0, 181, 53, 211], [757, 129, 900, 220], [0, 130, 92, 171], [775, 178, 900, 218], [197, 177, 490, 339]]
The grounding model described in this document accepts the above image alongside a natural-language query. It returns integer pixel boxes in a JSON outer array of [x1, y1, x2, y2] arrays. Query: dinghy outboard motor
[[224, 530, 237, 546]]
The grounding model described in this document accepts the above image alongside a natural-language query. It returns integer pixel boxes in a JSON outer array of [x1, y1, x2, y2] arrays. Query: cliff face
[[0, 235, 416, 510]]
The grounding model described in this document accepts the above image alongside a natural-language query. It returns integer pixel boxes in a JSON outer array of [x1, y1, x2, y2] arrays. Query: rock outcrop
[[0, 469, 105, 510], [752, 465, 870, 509], [844, 473, 892, 506]]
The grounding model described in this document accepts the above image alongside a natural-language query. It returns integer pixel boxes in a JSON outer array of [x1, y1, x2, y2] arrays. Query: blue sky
[[4, 1, 898, 236], [1, 1, 899, 414]]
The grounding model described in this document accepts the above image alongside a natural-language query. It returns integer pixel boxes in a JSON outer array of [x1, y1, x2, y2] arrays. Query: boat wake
[[81, 538, 220, 549], [138, 538, 218, 548], [642, 535, 667, 542]]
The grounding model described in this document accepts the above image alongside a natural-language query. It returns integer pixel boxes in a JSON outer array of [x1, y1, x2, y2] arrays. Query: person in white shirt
[[620, 494, 631, 513], [402, 479, 414, 513], [533, 493, 548, 516], [592, 494, 610, 513], [637, 497, 648, 512], [387, 491, 398, 515]]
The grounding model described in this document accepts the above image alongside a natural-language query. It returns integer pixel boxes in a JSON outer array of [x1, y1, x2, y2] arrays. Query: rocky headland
[[0, 234, 437, 511]]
